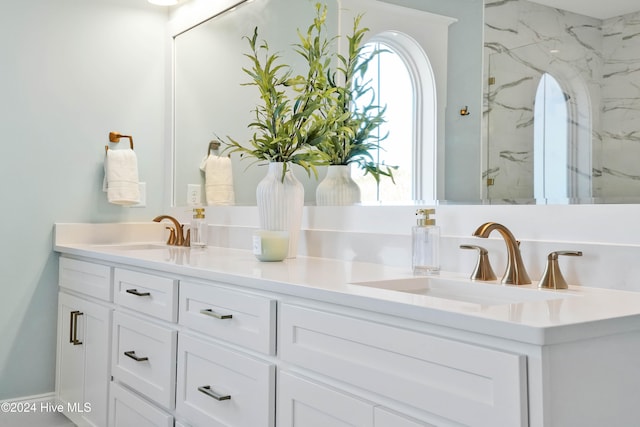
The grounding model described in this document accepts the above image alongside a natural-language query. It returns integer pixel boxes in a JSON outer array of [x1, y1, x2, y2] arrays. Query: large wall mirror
[[170, 0, 482, 207], [170, 0, 640, 207]]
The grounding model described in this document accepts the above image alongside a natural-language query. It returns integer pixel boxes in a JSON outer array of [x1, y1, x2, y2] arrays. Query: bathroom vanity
[[53, 225, 640, 427]]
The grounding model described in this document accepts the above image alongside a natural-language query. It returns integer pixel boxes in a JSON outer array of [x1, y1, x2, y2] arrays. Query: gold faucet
[[153, 215, 189, 247], [472, 222, 531, 285]]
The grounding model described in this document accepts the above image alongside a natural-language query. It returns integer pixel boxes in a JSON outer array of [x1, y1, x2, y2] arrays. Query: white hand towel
[[103, 148, 140, 205], [199, 154, 235, 206]]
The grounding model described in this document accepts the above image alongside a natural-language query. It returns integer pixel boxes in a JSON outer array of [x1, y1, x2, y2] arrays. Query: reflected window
[[534, 73, 568, 200], [353, 33, 436, 203]]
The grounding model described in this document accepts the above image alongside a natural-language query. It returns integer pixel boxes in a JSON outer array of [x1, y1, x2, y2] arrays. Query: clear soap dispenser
[[190, 207, 207, 248], [412, 208, 440, 275]]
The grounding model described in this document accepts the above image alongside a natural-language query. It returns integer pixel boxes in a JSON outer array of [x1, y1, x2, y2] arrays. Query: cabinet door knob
[[124, 351, 149, 362], [126, 289, 151, 297], [198, 385, 231, 401], [200, 308, 233, 320], [69, 311, 83, 346]]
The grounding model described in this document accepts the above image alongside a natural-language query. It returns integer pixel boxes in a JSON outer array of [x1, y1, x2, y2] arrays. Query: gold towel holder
[[105, 131, 134, 153], [207, 140, 230, 157], [207, 140, 221, 155]]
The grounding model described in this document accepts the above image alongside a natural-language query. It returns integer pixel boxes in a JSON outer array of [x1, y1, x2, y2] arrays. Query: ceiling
[[532, 0, 639, 20]]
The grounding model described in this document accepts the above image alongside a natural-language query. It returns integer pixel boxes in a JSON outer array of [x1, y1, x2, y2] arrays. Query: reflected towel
[[103, 148, 140, 205], [200, 154, 235, 206]]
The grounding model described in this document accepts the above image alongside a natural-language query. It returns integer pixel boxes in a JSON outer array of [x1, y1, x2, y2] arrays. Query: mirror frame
[[165, 0, 250, 209]]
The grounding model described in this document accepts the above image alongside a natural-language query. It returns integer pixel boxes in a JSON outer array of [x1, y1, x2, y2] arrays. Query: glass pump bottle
[[190, 207, 207, 248], [412, 208, 440, 275]]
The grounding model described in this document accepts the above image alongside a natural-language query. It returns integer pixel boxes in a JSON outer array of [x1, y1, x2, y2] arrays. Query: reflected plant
[[223, 9, 332, 181], [312, 9, 397, 184]]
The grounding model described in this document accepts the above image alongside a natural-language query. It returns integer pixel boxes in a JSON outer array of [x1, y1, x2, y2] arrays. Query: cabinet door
[[56, 292, 111, 427], [109, 382, 173, 427], [277, 371, 374, 427]]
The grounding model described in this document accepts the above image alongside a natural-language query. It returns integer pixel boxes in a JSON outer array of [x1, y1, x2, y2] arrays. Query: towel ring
[[105, 131, 134, 153], [207, 140, 221, 155], [207, 140, 230, 158]]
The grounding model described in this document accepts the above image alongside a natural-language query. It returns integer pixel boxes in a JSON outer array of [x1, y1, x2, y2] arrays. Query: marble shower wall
[[601, 12, 640, 199], [483, 0, 640, 202]]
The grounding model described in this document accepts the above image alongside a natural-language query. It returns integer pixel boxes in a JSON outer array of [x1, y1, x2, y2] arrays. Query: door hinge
[[488, 77, 496, 85]]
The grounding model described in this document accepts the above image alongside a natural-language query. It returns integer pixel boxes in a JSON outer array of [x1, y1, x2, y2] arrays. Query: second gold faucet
[[472, 222, 531, 285]]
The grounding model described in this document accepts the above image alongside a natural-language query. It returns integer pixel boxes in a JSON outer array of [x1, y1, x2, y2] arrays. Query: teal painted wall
[[0, 0, 167, 399]]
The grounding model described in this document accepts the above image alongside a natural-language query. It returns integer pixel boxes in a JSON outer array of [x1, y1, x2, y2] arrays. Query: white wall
[[0, 0, 166, 399]]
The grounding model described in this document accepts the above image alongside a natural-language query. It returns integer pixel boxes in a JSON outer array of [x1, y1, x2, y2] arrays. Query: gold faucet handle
[[538, 251, 583, 290], [183, 228, 191, 247], [165, 227, 177, 246], [460, 244, 497, 281]]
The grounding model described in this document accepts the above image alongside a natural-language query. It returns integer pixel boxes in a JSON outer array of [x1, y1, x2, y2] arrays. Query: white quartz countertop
[[54, 241, 640, 346]]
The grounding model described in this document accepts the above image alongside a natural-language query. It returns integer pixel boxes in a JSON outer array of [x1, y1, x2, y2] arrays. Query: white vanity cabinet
[[54, 239, 640, 427], [56, 257, 112, 427]]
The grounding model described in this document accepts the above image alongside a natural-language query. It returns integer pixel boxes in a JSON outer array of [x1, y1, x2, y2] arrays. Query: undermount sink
[[352, 276, 576, 306], [91, 243, 169, 251]]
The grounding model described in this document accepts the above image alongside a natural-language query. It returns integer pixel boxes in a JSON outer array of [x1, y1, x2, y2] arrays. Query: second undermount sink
[[352, 276, 576, 306]]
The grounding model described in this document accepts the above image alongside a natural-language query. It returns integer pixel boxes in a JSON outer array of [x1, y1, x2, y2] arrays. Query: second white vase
[[316, 164, 361, 206], [256, 162, 304, 258]]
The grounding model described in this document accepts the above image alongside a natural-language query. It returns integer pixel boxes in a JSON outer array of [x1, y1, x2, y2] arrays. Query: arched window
[[352, 32, 437, 203], [534, 73, 568, 201]]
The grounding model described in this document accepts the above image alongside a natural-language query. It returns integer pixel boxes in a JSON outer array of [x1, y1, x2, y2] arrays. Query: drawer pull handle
[[198, 385, 231, 401], [69, 311, 83, 346], [126, 289, 151, 297], [124, 351, 149, 362], [200, 308, 232, 320]]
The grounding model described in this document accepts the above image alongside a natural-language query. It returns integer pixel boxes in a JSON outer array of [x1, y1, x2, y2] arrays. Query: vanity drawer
[[279, 304, 528, 426], [59, 257, 112, 301], [179, 281, 276, 354], [176, 334, 275, 427], [114, 268, 178, 322], [109, 382, 173, 427], [112, 311, 177, 409]]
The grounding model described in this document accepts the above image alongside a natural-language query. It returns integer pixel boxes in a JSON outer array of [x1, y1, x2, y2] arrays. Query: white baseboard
[[0, 392, 55, 404]]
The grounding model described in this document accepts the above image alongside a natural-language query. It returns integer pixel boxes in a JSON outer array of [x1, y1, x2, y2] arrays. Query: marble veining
[[483, 0, 640, 202]]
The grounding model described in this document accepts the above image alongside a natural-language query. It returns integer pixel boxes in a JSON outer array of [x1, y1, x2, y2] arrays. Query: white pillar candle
[[252, 230, 289, 262]]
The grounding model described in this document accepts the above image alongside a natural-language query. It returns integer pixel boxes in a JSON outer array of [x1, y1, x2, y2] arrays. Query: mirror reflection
[[172, 0, 482, 207], [483, 0, 640, 204]]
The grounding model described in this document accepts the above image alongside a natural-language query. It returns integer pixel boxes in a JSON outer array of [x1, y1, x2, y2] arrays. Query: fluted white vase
[[256, 162, 304, 258], [316, 164, 361, 206]]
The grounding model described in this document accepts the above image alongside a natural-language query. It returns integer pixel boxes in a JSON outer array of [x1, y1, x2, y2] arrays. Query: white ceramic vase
[[316, 164, 361, 206], [256, 162, 304, 258]]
